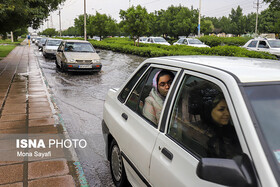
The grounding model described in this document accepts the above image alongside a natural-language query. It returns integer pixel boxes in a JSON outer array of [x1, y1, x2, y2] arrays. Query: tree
[[201, 19, 214, 35], [74, 15, 89, 37], [244, 13, 256, 33], [259, 8, 280, 35], [220, 16, 231, 33], [88, 12, 118, 39], [229, 6, 246, 35], [263, 0, 280, 10], [150, 6, 199, 38], [13, 27, 28, 41], [168, 6, 198, 38], [40, 28, 58, 37], [120, 5, 149, 46], [62, 26, 79, 36], [0, 0, 65, 34]]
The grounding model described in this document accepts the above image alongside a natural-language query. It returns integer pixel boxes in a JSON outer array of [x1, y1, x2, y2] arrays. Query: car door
[[150, 70, 246, 187], [56, 42, 65, 67], [117, 64, 180, 186]]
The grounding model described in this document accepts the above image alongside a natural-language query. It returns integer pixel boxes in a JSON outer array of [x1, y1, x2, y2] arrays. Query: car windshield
[[244, 84, 280, 177], [154, 38, 167, 42], [46, 40, 61, 46], [188, 39, 203, 44], [268, 40, 280, 48], [65, 42, 94, 52], [41, 38, 47, 43]]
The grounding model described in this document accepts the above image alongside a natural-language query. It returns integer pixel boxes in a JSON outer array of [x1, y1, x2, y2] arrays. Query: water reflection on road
[[35, 47, 146, 186]]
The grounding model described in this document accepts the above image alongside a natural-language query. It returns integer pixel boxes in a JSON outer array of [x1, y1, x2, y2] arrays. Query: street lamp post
[[84, 0, 87, 41], [198, 0, 201, 37]]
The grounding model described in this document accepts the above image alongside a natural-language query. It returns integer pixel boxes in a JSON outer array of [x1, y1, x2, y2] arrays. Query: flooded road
[[34, 47, 146, 186]]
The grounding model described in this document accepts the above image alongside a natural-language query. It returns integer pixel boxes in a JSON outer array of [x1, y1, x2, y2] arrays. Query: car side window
[[167, 75, 242, 159], [247, 40, 257, 48], [178, 39, 183, 44], [126, 68, 176, 127], [118, 64, 149, 103], [258, 41, 269, 48]]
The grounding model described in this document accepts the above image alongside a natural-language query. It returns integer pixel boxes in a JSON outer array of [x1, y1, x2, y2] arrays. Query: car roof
[[63, 40, 90, 43], [46, 38, 62, 41], [250, 38, 278, 41], [149, 37, 164, 39], [148, 56, 280, 83]]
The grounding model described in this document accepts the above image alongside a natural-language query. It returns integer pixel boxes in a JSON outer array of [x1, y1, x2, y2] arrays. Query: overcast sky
[[34, 0, 269, 32]]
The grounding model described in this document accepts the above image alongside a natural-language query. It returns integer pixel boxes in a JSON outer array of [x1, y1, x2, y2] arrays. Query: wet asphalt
[[33, 46, 146, 186]]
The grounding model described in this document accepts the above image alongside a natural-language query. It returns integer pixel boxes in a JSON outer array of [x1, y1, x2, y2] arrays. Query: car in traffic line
[[102, 55, 280, 187], [145, 37, 170, 46], [42, 38, 62, 58], [242, 38, 280, 59], [38, 38, 48, 51], [173, 38, 210, 48], [56, 40, 102, 72], [136, 37, 148, 44]]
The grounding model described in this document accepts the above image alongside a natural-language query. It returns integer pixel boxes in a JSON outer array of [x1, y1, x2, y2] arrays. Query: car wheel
[[109, 139, 128, 187]]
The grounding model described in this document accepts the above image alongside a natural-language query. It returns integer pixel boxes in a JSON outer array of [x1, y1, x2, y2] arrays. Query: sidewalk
[[0, 41, 85, 186]]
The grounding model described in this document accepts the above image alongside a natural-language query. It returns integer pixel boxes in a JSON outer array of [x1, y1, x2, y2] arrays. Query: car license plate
[[79, 65, 92, 68]]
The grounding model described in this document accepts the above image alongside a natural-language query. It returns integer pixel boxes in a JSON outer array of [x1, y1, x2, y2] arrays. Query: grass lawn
[[0, 38, 24, 45], [0, 45, 16, 58]]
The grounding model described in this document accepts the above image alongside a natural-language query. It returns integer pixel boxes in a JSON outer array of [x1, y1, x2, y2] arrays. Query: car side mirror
[[196, 154, 257, 187], [96, 50, 100, 53]]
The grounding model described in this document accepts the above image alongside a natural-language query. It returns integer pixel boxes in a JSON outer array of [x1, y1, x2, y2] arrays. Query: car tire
[[109, 139, 129, 187]]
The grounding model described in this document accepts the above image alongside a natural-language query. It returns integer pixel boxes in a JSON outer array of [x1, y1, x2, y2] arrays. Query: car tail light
[[96, 65, 100, 68], [68, 65, 73, 68]]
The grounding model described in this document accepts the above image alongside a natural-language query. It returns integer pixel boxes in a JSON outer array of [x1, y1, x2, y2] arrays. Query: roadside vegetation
[[0, 45, 17, 58], [0, 39, 24, 58], [0, 38, 24, 45], [89, 38, 277, 60]]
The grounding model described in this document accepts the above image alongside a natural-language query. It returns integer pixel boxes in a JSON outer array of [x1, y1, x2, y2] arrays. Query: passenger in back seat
[[142, 70, 174, 125]]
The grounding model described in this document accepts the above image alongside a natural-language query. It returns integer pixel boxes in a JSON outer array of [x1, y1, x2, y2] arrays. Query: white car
[[42, 38, 62, 58], [136, 37, 148, 43], [173, 38, 210, 48], [102, 56, 280, 187], [56, 40, 101, 72], [145, 37, 170, 46], [242, 38, 280, 58]]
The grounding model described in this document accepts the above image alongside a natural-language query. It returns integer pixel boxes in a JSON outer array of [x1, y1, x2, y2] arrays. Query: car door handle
[[121, 113, 128, 120], [161, 147, 173, 161]]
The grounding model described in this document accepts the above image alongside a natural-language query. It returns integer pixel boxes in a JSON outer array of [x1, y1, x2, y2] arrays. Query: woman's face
[[158, 75, 173, 97], [211, 99, 230, 126]]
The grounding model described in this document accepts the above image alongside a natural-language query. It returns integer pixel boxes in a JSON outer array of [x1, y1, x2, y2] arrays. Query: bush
[[199, 36, 222, 47], [89, 38, 277, 60], [199, 36, 252, 47]]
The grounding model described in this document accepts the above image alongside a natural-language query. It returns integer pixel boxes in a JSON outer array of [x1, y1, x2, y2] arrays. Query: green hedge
[[89, 38, 277, 60], [199, 36, 251, 47]]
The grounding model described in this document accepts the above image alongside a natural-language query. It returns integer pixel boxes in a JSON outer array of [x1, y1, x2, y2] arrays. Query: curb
[[32, 45, 90, 187]]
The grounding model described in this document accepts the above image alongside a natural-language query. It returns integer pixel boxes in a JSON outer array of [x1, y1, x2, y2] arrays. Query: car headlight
[[93, 59, 100, 63], [68, 59, 76, 63]]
